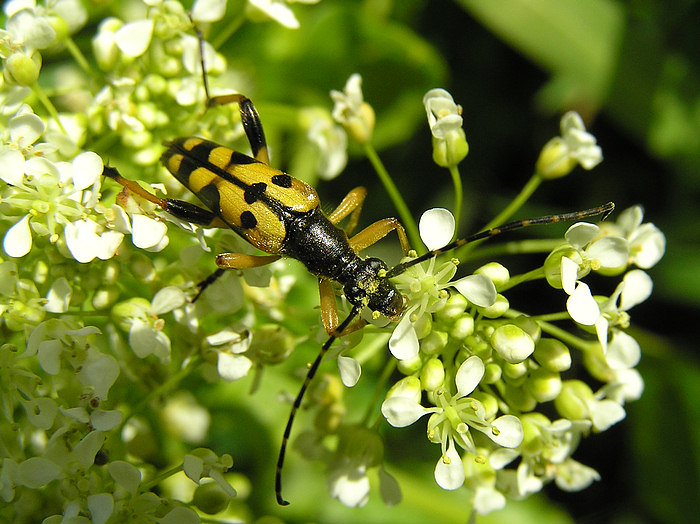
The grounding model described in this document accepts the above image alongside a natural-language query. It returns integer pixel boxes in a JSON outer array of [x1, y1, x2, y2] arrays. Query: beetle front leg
[[318, 279, 368, 336], [348, 217, 410, 255]]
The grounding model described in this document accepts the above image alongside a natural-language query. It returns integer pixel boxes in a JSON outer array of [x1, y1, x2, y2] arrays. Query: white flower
[[307, 115, 348, 180], [423, 89, 468, 167], [608, 205, 666, 269], [247, 0, 320, 29], [389, 209, 495, 360], [331, 73, 375, 143], [536, 111, 603, 178]]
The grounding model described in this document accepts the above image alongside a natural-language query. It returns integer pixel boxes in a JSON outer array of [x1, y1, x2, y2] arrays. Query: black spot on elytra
[[271, 174, 292, 188], [244, 182, 267, 204], [240, 210, 257, 229]]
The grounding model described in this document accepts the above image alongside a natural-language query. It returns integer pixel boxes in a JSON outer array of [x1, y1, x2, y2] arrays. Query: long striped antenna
[[275, 304, 362, 506], [387, 202, 615, 277]]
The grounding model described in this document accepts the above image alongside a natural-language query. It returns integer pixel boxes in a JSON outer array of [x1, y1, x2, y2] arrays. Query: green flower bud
[[413, 313, 432, 340], [520, 413, 550, 455], [491, 324, 535, 364], [421, 358, 445, 391], [534, 338, 572, 372], [504, 383, 537, 412], [471, 391, 498, 419], [477, 293, 509, 318], [544, 246, 585, 289], [92, 285, 121, 310], [554, 380, 592, 421], [450, 315, 474, 339], [432, 128, 469, 168], [483, 362, 501, 384], [475, 262, 510, 287], [397, 355, 423, 375], [421, 330, 447, 355], [536, 137, 577, 179], [249, 324, 294, 364], [192, 482, 230, 515], [435, 292, 469, 321], [502, 361, 528, 381], [337, 425, 384, 468], [526, 367, 562, 402], [510, 315, 541, 345], [111, 297, 151, 332], [5, 52, 41, 86]]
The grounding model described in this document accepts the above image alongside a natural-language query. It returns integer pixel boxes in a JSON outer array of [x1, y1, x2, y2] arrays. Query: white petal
[[87, 493, 114, 524], [65, 220, 99, 263], [37, 339, 62, 375], [587, 236, 629, 268], [151, 286, 186, 315], [434, 440, 464, 490], [96, 231, 124, 260], [590, 399, 625, 431], [108, 461, 141, 495], [473, 486, 506, 515], [131, 214, 167, 249], [451, 274, 496, 307], [217, 353, 252, 381], [73, 431, 104, 469], [381, 397, 429, 427], [561, 256, 579, 295], [629, 223, 665, 268], [91, 409, 123, 431], [388, 314, 419, 360], [616, 206, 643, 235], [619, 270, 652, 310], [554, 459, 600, 492], [328, 466, 370, 508], [79, 352, 119, 400], [606, 331, 641, 369], [419, 208, 455, 250], [191, 0, 227, 22], [0, 148, 26, 185], [16, 457, 62, 488], [487, 415, 524, 448], [9, 111, 45, 148], [3, 214, 32, 257], [566, 283, 600, 325], [71, 151, 103, 191], [114, 19, 154, 58], [595, 316, 609, 353], [565, 222, 599, 248], [338, 355, 361, 387], [45, 277, 72, 313], [455, 355, 484, 398]]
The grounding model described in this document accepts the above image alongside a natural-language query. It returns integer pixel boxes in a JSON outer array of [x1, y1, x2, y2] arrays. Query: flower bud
[[554, 380, 593, 421], [421, 358, 445, 391], [526, 368, 562, 402], [475, 262, 510, 287], [450, 315, 474, 339], [421, 330, 447, 355], [477, 294, 509, 319], [5, 52, 41, 86], [192, 482, 230, 515], [491, 324, 535, 364], [534, 338, 572, 372]]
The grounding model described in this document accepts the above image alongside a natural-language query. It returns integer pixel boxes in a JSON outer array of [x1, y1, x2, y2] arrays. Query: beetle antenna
[[276, 304, 362, 506], [387, 202, 615, 278]]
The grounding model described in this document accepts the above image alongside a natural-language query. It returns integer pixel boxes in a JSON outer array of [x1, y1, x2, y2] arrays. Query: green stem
[[497, 267, 545, 292], [506, 309, 596, 353], [64, 37, 95, 78], [32, 84, 66, 134], [461, 238, 563, 262], [483, 172, 543, 231], [211, 12, 246, 49], [363, 142, 421, 250], [140, 464, 182, 492], [457, 172, 543, 258], [363, 356, 396, 428], [448, 164, 463, 237]]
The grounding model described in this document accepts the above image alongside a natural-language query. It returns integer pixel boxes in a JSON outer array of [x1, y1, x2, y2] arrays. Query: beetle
[[102, 38, 614, 505]]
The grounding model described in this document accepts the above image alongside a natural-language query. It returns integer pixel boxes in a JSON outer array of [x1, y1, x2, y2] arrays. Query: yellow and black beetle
[[103, 39, 614, 505]]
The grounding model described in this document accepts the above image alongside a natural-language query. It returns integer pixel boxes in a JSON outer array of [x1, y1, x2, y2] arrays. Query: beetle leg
[[348, 217, 410, 255], [318, 279, 368, 335], [103, 165, 225, 227], [216, 252, 281, 270], [195, 31, 270, 165], [327, 187, 367, 236]]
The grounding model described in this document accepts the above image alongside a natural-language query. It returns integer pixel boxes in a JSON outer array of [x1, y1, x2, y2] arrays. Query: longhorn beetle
[[102, 30, 614, 506]]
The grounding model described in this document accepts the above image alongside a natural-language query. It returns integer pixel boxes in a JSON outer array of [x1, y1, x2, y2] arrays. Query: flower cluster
[[0, 1, 665, 521]]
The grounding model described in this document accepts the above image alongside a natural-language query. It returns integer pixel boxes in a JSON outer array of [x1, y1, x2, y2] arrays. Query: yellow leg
[[216, 252, 281, 270], [348, 218, 410, 255], [318, 279, 368, 335], [327, 187, 367, 235]]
